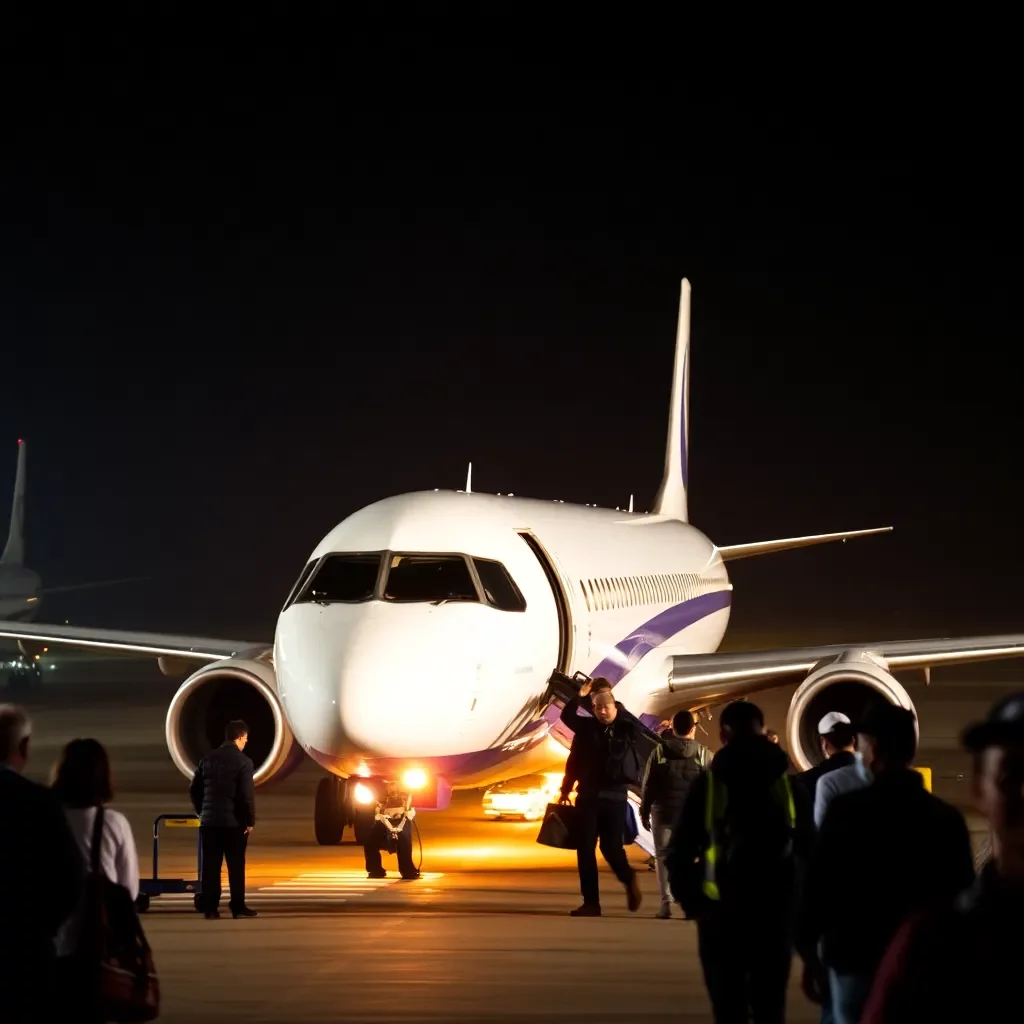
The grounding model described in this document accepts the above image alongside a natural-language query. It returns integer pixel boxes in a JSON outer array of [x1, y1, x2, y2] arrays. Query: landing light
[[354, 783, 375, 805], [402, 768, 427, 790]]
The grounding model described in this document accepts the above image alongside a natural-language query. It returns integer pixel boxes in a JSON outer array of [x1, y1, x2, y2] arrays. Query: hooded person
[[640, 709, 710, 918]]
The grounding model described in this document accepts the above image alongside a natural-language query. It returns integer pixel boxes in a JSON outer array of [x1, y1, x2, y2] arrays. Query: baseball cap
[[818, 712, 851, 736], [962, 692, 1024, 752]]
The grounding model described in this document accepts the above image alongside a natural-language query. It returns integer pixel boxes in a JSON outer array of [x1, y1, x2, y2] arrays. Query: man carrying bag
[[557, 677, 648, 916]]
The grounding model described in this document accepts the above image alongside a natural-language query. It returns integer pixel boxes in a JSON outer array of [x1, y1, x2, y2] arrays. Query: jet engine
[[164, 650, 303, 786], [785, 650, 917, 770]]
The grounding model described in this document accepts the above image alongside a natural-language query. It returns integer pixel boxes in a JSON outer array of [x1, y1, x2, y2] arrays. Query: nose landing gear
[[314, 777, 354, 845]]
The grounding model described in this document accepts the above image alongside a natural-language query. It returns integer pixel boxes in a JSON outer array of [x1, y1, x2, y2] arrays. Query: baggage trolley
[[135, 813, 203, 913]]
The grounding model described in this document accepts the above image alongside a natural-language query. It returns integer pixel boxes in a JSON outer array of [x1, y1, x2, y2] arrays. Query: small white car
[[482, 772, 563, 821]]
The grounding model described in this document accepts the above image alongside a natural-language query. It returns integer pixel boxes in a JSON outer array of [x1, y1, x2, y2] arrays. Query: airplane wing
[[0, 620, 264, 662], [642, 633, 1024, 717]]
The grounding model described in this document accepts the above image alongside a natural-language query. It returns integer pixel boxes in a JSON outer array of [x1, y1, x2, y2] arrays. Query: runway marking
[[147, 870, 444, 909]]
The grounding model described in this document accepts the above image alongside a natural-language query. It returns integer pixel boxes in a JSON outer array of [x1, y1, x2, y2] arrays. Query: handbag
[[535, 802, 581, 850], [81, 806, 160, 1022]]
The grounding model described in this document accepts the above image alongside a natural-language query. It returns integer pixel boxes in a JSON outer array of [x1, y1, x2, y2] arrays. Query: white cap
[[818, 711, 851, 735]]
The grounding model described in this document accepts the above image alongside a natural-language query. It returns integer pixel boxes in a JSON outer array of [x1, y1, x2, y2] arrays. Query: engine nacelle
[[785, 650, 918, 771], [165, 649, 303, 787]]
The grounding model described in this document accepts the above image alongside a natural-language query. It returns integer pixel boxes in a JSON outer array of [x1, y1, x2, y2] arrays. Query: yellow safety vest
[[702, 770, 796, 901]]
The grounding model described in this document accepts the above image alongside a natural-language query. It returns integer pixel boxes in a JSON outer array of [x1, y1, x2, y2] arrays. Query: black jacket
[[861, 861, 1024, 1023], [794, 749, 857, 805], [189, 742, 256, 828], [798, 767, 974, 974], [559, 695, 652, 800], [640, 735, 709, 824], [667, 734, 814, 921], [0, 767, 82, 962]]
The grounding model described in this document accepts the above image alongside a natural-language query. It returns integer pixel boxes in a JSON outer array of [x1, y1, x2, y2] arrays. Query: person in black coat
[[0, 704, 82, 1023], [559, 677, 648, 917], [190, 718, 258, 919]]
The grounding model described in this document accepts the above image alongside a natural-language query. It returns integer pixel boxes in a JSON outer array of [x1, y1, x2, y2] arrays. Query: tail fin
[[465, 461, 472, 494], [2, 439, 26, 566], [652, 279, 691, 521]]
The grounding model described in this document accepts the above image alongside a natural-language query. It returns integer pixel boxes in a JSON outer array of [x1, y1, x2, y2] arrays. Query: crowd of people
[[2, 678, 1021, 1023], [558, 679, 1024, 1023]]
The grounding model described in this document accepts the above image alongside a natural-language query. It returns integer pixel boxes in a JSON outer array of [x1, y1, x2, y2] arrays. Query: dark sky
[[1, 19, 1019, 643]]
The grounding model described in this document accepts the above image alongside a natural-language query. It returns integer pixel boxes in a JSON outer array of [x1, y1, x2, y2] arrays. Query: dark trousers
[[576, 795, 634, 906], [697, 912, 793, 1024], [363, 819, 417, 877], [200, 825, 248, 911]]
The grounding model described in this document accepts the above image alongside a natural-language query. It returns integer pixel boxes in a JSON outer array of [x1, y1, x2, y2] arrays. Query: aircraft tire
[[315, 777, 345, 846]]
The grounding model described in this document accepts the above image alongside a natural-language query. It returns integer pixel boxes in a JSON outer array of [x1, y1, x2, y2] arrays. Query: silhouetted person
[[0, 705, 82, 1023], [190, 719, 257, 919], [862, 692, 1024, 1022], [559, 677, 646, 916], [52, 737, 140, 1021], [795, 713, 857, 807], [798, 704, 974, 1024], [668, 700, 814, 1024]]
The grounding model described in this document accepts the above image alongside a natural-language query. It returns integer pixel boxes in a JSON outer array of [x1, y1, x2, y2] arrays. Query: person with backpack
[[667, 700, 814, 1023], [640, 709, 709, 918], [51, 738, 144, 1022], [559, 677, 648, 917]]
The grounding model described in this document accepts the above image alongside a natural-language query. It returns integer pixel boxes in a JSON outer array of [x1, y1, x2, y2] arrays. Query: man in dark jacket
[[559, 677, 648, 916], [794, 712, 857, 807], [797, 704, 974, 1024], [640, 709, 709, 918], [860, 691, 1024, 1022], [190, 719, 258, 919], [0, 704, 83, 1023], [668, 700, 814, 1024]]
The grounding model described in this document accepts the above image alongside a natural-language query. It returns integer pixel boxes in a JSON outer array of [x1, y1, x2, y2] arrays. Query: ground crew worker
[[667, 700, 814, 1023], [358, 780, 420, 880], [640, 709, 709, 918]]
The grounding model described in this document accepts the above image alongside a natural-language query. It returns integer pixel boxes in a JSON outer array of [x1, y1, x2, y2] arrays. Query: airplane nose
[[337, 626, 475, 757], [276, 605, 477, 761]]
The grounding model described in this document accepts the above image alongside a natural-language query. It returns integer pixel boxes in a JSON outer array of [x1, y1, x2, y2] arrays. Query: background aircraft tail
[[652, 279, 691, 522], [1, 440, 26, 566]]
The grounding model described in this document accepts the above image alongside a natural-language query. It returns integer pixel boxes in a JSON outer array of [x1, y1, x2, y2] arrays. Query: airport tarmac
[[9, 661, 1019, 1022]]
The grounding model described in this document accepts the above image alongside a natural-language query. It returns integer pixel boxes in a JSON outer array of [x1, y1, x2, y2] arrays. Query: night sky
[[2, 21, 1019, 645]]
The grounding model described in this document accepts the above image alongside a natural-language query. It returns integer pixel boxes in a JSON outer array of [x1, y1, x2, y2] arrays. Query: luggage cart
[[135, 813, 203, 913]]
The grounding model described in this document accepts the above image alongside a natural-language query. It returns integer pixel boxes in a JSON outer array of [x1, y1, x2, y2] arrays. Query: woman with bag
[[52, 738, 151, 1021]]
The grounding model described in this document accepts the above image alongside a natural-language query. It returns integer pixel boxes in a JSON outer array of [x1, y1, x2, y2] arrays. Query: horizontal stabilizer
[[718, 526, 892, 562]]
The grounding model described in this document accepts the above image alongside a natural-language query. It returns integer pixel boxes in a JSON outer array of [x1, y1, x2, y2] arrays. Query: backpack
[[79, 807, 160, 1022], [702, 771, 796, 904]]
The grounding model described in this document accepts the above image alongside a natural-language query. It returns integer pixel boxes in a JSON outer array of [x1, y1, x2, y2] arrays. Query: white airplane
[[3, 279, 1024, 846]]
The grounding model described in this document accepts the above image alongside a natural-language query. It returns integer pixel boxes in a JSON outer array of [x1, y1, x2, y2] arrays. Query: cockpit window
[[383, 554, 478, 604], [282, 559, 319, 612], [296, 553, 382, 604], [474, 558, 527, 612]]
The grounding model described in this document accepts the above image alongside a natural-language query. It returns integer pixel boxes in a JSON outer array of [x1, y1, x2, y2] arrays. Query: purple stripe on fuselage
[[681, 346, 689, 490], [543, 587, 732, 741]]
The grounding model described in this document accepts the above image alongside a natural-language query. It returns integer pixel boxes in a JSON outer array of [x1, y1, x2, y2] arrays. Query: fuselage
[[274, 490, 731, 790]]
